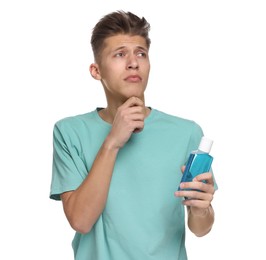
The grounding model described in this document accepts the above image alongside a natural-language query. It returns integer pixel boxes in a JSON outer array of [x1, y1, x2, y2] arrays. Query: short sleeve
[[50, 122, 88, 200]]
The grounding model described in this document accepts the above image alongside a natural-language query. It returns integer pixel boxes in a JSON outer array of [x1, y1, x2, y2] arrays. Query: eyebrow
[[112, 45, 148, 53]]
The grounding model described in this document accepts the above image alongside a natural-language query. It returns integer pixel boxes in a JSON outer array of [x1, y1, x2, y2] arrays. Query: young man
[[50, 10, 216, 260]]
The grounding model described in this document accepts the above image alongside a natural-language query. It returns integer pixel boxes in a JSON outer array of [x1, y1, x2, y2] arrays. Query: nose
[[127, 54, 139, 70]]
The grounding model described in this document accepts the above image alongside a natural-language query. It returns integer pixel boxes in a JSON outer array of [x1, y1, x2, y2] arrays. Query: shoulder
[[52, 111, 99, 143], [152, 109, 203, 133], [149, 108, 204, 154], [54, 110, 96, 131]]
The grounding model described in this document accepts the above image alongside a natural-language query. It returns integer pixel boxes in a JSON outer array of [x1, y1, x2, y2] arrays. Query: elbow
[[68, 216, 94, 234], [61, 193, 98, 234], [193, 227, 212, 237], [189, 222, 213, 237], [70, 220, 93, 234], [188, 205, 215, 237]]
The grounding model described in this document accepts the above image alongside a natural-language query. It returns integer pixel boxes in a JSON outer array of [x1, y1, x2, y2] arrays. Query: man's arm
[[61, 97, 146, 234], [187, 204, 214, 237], [60, 139, 119, 234], [175, 171, 215, 237]]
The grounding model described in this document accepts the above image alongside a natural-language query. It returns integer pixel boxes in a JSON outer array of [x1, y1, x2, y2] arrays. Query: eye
[[114, 52, 125, 57], [137, 52, 147, 58]]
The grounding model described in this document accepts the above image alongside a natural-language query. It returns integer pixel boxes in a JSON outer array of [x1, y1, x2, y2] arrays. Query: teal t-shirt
[[50, 108, 205, 260]]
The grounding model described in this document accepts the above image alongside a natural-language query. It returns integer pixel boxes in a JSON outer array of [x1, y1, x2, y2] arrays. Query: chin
[[124, 93, 145, 100], [124, 88, 146, 99]]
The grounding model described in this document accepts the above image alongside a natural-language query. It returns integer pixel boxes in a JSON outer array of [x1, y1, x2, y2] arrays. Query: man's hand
[[175, 166, 215, 211], [106, 97, 146, 149], [175, 166, 215, 236]]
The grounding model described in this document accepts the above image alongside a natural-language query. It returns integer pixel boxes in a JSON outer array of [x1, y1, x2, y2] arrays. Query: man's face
[[96, 34, 150, 102]]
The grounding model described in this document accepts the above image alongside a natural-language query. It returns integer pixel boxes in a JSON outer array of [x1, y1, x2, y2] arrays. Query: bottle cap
[[198, 136, 213, 153]]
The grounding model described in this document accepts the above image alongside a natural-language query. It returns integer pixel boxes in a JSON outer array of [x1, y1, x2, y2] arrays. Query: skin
[[60, 34, 215, 236], [175, 167, 215, 236]]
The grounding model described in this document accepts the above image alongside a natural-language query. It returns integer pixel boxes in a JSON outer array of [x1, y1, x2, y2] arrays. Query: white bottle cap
[[198, 136, 213, 153]]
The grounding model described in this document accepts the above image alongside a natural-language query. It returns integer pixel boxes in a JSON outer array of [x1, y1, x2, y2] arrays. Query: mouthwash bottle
[[178, 136, 213, 191]]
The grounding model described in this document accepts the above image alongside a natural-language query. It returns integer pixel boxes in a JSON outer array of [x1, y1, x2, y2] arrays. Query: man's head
[[90, 11, 151, 104], [91, 10, 151, 64]]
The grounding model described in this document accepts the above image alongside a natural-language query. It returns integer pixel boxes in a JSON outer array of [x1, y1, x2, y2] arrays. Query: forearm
[[187, 204, 215, 237], [61, 137, 119, 234]]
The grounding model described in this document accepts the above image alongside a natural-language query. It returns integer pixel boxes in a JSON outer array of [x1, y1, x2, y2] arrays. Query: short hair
[[91, 10, 151, 63]]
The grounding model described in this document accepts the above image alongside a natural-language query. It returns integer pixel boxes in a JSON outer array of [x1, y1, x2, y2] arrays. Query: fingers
[[116, 97, 146, 133], [193, 172, 214, 185], [121, 96, 145, 108], [175, 170, 215, 206], [180, 172, 214, 191], [175, 187, 214, 202], [175, 183, 214, 210], [107, 97, 146, 149], [182, 196, 212, 209], [117, 105, 145, 122]]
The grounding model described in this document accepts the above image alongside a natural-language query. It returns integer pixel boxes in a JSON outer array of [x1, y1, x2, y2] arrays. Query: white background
[[1, 0, 265, 259]]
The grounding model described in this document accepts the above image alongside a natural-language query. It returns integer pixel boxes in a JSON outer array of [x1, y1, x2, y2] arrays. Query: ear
[[89, 63, 101, 80]]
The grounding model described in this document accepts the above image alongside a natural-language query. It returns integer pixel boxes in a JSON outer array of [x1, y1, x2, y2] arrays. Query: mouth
[[124, 75, 142, 83]]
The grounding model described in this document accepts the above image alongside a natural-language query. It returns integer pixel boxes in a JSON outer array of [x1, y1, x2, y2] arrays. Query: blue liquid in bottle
[[178, 136, 213, 191]]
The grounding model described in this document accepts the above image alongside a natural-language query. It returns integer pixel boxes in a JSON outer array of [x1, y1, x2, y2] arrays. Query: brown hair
[[91, 10, 151, 63]]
